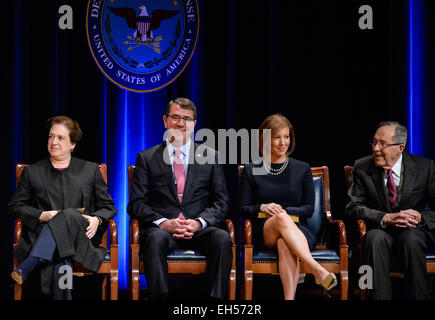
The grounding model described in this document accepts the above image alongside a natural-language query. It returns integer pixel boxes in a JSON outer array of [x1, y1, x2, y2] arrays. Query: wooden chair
[[239, 165, 349, 300], [13, 163, 119, 300], [128, 165, 237, 300], [344, 165, 435, 299]]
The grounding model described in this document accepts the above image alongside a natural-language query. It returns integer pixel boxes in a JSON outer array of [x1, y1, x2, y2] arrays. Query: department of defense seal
[[86, 0, 199, 92]]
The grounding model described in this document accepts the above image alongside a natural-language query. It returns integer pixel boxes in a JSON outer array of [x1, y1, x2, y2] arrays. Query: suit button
[[180, 206, 184, 210]]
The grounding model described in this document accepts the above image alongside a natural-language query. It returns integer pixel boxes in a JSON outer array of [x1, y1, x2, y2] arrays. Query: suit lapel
[[156, 142, 179, 203], [399, 152, 417, 208], [369, 163, 391, 211]]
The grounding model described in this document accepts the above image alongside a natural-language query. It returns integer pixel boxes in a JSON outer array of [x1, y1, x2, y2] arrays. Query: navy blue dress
[[239, 157, 317, 251]]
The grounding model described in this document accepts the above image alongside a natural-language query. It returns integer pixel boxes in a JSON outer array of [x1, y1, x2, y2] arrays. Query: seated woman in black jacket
[[9, 115, 117, 299], [239, 114, 336, 299]]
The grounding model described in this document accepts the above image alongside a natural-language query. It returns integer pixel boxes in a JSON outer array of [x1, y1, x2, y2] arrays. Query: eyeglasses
[[370, 139, 402, 149], [166, 114, 195, 123]]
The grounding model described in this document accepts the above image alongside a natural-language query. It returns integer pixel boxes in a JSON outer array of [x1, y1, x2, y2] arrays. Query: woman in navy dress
[[239, 114, 336, 299]]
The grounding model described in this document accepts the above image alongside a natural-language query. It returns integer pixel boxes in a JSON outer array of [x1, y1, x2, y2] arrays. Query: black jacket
[[346, 152, 435, 230], [127, 142, 229, 229], [8, 157, 117, 293]]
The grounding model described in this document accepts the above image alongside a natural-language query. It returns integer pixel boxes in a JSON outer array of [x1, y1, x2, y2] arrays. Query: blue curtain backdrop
[[408, 0, 424, 156], [7, 0, 207, 293], [2, 0, 434, 298]]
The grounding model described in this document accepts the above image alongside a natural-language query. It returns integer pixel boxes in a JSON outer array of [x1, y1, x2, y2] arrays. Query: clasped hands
[[382, 209, 422, 228], [39, 210, 100, 239], [160, 218, 202, 239], [260, 203, 286, 217]]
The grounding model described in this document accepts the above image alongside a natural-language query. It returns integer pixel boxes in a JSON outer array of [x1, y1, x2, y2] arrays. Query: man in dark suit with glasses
[[127, 97, 232, 300], [346, 121, 435, 299]]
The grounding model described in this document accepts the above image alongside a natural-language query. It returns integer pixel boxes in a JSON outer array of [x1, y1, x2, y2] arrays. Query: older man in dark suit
[[127, 97, 232, 300], [346, 121, 435, 299]]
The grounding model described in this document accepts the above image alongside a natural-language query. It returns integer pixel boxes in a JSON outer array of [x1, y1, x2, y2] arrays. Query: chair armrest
[[108, 219, 118, 245], [243, 219, 252, 246], [14, 218, 23, 246], [224, 219, 235, 245], [356, 219, 367, 243], [130, 219, 140, 245], [335, 219, 348, 247], [325, 212, 348, 247]]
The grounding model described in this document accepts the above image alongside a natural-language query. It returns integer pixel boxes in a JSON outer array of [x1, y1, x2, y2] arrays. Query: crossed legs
[[276, 238, 300, 299], [263, 212, 330, 299]]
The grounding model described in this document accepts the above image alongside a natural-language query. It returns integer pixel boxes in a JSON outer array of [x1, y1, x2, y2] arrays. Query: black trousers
[[364, 225, 435, 299], [141, 226, 233, 300]]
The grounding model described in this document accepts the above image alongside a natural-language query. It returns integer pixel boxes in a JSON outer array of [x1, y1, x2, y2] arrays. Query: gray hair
[[377, 121, 408, 145]]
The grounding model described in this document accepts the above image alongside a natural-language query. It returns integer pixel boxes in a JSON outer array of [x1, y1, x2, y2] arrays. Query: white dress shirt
[[383, 154, 402, 188]]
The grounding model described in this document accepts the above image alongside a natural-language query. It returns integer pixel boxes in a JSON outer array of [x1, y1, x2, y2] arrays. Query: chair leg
[[102, 274, 108, 300], [14, 283, 22, 300], [13, 248, 22, 300], [227, 244, 236, 300], [228, 268, 236, 300], [243, 245, 254, 300], [110, 269, 119, 300], [340, 270, 349, 300], [131, 272, 140, 300], [244, 270, 253, 300], [130, 244, 140, 300]]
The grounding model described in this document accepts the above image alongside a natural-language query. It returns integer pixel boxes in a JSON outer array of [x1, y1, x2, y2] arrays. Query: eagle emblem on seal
[[87, 0, 199, 92]]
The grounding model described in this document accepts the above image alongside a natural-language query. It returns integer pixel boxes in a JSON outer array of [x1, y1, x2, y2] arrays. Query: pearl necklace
[[263, 157, 289, 175]]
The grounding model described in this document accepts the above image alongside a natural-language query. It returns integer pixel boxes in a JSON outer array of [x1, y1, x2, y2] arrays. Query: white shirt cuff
[[197, 217, 207, 229], [154, 218, 167, 227]]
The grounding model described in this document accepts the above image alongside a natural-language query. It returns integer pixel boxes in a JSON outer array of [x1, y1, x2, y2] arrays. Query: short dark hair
[[377, 121, 408, 145], [166, 97, 197, 120], [47, 115, 82, 144]]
